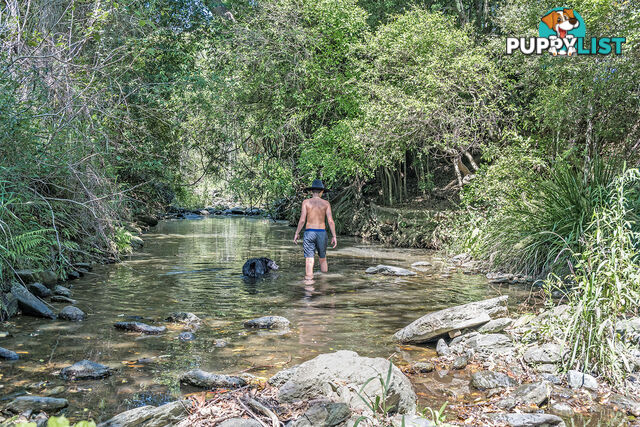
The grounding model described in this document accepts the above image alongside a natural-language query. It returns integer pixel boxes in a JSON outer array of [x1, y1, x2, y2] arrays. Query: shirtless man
[[293, 179, 337, 279]]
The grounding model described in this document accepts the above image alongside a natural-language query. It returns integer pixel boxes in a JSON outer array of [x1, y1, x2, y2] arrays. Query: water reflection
[[0, 216, 526, 422]]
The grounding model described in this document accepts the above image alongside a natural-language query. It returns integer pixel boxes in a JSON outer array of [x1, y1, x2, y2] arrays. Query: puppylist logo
[[506, 8, 626, 56]]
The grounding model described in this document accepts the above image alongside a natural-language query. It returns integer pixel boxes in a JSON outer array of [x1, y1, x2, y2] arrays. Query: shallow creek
[[2, 216, 545, 422]]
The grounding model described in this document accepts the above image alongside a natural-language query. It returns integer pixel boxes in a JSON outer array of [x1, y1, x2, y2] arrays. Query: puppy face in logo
[[541, 9, 580, 55]]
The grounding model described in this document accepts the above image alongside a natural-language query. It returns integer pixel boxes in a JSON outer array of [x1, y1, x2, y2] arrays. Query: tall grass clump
[[482, 157, 620, 277], [545, 168, 640, 385]]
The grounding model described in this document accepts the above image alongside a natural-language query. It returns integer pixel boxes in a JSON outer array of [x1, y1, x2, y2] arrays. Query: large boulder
[[180, 369, 246, 389], [393, 296, 509, 343], [98, 400, 191, 427], [114, 321, 166, 334], [136, 215, 159, 227], [276, 350, 416, 415], [60, 360, 112, 380], [365, 265, 417, 276], [11, 283, 56, 319], [5, 396, 68, 413]]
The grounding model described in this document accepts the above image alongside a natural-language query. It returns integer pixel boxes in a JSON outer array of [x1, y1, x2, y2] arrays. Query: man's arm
[[293, 201, 307, 244], [326, 203, 337, 248]]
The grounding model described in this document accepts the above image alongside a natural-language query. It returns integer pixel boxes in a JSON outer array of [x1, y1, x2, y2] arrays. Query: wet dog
[[242, 257, 279, 277]]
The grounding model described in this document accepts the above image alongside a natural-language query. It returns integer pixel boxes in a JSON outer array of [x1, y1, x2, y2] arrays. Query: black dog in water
[[242, 257, 279, 278]]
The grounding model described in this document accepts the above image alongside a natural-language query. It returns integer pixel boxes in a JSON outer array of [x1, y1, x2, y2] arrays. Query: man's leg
[[319, 258, 328, 273], [305, 257, 315, 279]]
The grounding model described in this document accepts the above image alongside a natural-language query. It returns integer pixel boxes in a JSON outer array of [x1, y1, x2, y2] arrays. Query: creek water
[[2, 216, 535, 422]]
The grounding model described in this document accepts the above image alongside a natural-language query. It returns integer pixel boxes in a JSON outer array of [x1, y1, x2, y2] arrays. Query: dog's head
[[541, 9, 579, 37], [266, 259, 279, 271]]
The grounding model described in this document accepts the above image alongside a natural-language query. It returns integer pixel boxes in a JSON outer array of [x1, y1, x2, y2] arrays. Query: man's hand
[[294, 233, 299, 244], [331, 235, 337, 248]]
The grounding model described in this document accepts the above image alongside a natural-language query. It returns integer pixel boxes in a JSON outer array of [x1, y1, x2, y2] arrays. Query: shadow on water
[[0, 216, 610, 424]]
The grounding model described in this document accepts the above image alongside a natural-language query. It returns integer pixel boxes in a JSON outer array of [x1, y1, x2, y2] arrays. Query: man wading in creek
[[293, 179, 337, 280]]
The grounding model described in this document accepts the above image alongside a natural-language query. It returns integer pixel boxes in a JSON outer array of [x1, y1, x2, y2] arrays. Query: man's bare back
[[293, 182, 337, 279]]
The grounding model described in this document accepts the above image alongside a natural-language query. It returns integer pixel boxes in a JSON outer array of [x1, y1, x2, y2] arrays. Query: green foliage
[[473, 156, 626, 277], [421, 401, 449, 425], [543, 168, 640, 385], [12, 415, 96, 427]]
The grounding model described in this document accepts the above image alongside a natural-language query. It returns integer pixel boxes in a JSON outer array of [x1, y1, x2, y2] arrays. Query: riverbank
[[1, 215, 637, 426]]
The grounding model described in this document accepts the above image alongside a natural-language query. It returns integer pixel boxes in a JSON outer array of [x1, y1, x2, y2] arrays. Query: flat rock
[[523, 343, 562, 364], [26, 283, 52, 298], [550, 402, 574, 417], [486, 272, 514, 284], [291, 401, 351, 427], [471, 371, 516, 390], [277, 350, 416, 414], [180, 369, 246, 389], [365, 265, 417, 276], [244, 316, 290, 329], [567, 370, 598, 391], [609, 393, 640, 416], [489, 413, 565, 426], [478, 317, 513, 334], [53, 285, 72, 297], [498, 382, 551, 410], [114, 321, 166, 334], [218, 419, 262, 427], [0, 347, 19, 360], [58, 306, 85, 321], [166, 312, 201, 324], [60, 360, 112, 380], [411, 261, 432, 268], [11, 283, 56, 319], [394, 296, 508, 343], [5, 396, 68, 413], [98, 400, 191, 427], [451, 332, 514, 355]]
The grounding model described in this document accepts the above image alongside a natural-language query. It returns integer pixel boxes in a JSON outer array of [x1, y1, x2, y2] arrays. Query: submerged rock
[[365, 265, 417, 276], [609, 393, 640, 416], [244, 316, 290, 329], [5, 396, 68, 413], [58, 306, 85, 321], [51, 295, 76, 304], [98, 400, 191, 427], [26, 283, 52, 298], [11, 283, 56, 319], [276, 350, 416, 415], [60, 360, 112, 380], [178, 332, 195, 341], [0, 347, 19, 360], [393, 296, 508, 343], [180, 369, 246, 389], [242, 257, 279, 277], [471, 370, 516, 390], [166, 312, 201, 324], [412, 362, 435, 373], [114, 321, 166, 334]]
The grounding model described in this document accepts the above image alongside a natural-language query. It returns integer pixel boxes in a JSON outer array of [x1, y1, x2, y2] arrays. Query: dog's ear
[[563, 9, 576, 19], [541, 10, 558, 31]]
